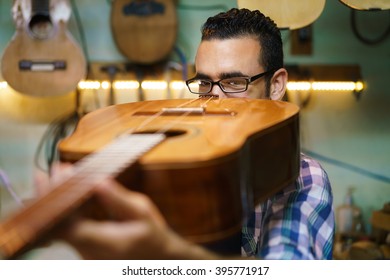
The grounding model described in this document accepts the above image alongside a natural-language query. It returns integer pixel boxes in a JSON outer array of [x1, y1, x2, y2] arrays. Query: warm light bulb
[[170, 81, 186, 90], [355, 81, 364, 91], [141, 81, 167, 90], [78, 80, 100, 90], [287, 82, 311, 91], [113, 81, 139, 90]]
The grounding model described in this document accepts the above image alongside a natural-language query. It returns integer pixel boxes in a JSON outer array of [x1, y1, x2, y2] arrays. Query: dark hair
[[201, 8, 283, 94]]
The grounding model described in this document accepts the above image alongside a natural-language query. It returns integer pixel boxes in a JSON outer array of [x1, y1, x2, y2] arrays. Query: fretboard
[[0, 133, 165, 259]]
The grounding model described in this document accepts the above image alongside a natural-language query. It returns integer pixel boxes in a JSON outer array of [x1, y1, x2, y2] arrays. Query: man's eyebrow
[[219, 72, 246, 79], [193, 71, 246, 80], [192, 73, 211, 80]]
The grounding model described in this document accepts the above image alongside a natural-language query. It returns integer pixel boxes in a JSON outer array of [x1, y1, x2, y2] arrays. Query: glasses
[[185, 70, 274, 94]]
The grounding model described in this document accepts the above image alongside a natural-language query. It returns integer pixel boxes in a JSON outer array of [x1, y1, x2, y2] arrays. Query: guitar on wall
[[237, 0, 326, 30], [1, 0, 87, 97], [110, 0, 177, 64], [339, 0, 390, 10]]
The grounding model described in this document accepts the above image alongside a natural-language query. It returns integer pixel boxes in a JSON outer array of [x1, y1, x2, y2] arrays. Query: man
[[61, 8, 335, 260]]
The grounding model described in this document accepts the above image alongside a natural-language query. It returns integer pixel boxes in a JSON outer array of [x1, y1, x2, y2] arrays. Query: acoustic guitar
[[1, 0, 86, 97], [339, 0, 390, 10], [110, 0, 177, 64], [0, 98, 300, 259], [237, 0, 326, 30]]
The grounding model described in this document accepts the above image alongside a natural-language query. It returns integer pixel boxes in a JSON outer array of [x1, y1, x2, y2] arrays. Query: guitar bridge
[[161, 107, 205, 115], [133, 107, 236, 116], [19, 60, 66, 71]]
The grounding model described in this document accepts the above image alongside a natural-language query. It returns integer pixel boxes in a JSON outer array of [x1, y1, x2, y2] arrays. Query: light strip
[[77, 80, 183, 90], [141, 81, 167, 90], [113, 81, 139, 90], [287, 81, 364, 92], [286, 82, 311, 91], [0, 80, 364, 92]]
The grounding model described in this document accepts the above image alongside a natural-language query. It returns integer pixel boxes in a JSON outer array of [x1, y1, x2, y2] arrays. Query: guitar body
[[59, 98, 300, 244], [237, 0, 326, 29], [339, 0, 390, 10], [111, 0, 177, 64], [0, 98, 300, 258], [1, 0, 86, 97]]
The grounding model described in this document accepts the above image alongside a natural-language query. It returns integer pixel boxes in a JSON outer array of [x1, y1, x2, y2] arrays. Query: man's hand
[[34, 162, 218, 259], [61, 179, 218, 259]]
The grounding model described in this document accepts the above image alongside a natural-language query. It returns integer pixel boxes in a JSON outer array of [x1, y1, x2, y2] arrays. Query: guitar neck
[[0, 134, 165, 259]]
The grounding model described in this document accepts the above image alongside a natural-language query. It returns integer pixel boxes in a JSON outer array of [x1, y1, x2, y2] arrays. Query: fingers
[[34, 161, 74, 196], [50, 161, 74, 178], [61, 181, 219, 260], [33, 168, 51, 197], [60, 181, 169, 259], [93, 180, 167, 226], [64, 218, 160, 259]]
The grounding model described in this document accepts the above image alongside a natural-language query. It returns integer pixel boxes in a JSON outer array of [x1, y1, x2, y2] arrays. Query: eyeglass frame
[[185, 70, 275, 94]]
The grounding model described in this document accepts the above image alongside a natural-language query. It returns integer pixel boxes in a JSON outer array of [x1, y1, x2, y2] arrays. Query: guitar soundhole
[[123, 0, 165, 16], [133, 130, 186, 138], [28, 13, 54, 39]]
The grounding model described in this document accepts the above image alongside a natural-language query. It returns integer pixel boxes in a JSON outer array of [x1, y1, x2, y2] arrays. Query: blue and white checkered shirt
[[241, 153, 335, 259]]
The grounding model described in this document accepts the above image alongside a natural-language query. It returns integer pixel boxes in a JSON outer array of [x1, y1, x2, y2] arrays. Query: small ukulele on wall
[[1, 0, 86, 97], [110, 0, 177, 64]]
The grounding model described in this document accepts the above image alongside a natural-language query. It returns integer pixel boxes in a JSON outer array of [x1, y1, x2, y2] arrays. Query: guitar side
[[1, 20, 86, 97]]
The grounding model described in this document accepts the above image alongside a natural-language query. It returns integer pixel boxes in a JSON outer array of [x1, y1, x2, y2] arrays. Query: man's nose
[[209, 84, 227, 98]]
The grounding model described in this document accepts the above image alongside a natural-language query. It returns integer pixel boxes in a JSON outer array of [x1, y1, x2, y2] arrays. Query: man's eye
[[198, 80, 210, 86], [222, 78, 246, 88]]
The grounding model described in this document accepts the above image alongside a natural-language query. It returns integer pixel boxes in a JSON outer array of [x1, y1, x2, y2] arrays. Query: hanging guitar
[[110, 0, 177, 64], [237, 0, 326, 30], [339, 0, 390, 10], [0, 98, 300, 259], [1, 0, 87, 97]]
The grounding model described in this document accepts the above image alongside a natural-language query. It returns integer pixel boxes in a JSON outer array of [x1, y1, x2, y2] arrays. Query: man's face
[[194, 37, 268, 99]]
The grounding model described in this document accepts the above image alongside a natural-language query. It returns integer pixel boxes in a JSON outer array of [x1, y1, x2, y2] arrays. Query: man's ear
[[269, 68, 288, 100]]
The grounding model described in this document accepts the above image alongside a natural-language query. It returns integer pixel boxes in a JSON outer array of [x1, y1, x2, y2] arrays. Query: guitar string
[[155, 96, 216, 135], [134, 96, 236, 135], [120, 96, 217, 136]]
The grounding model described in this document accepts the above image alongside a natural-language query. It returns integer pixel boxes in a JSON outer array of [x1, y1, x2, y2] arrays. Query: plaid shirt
[[241, 153, 335, 259]]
